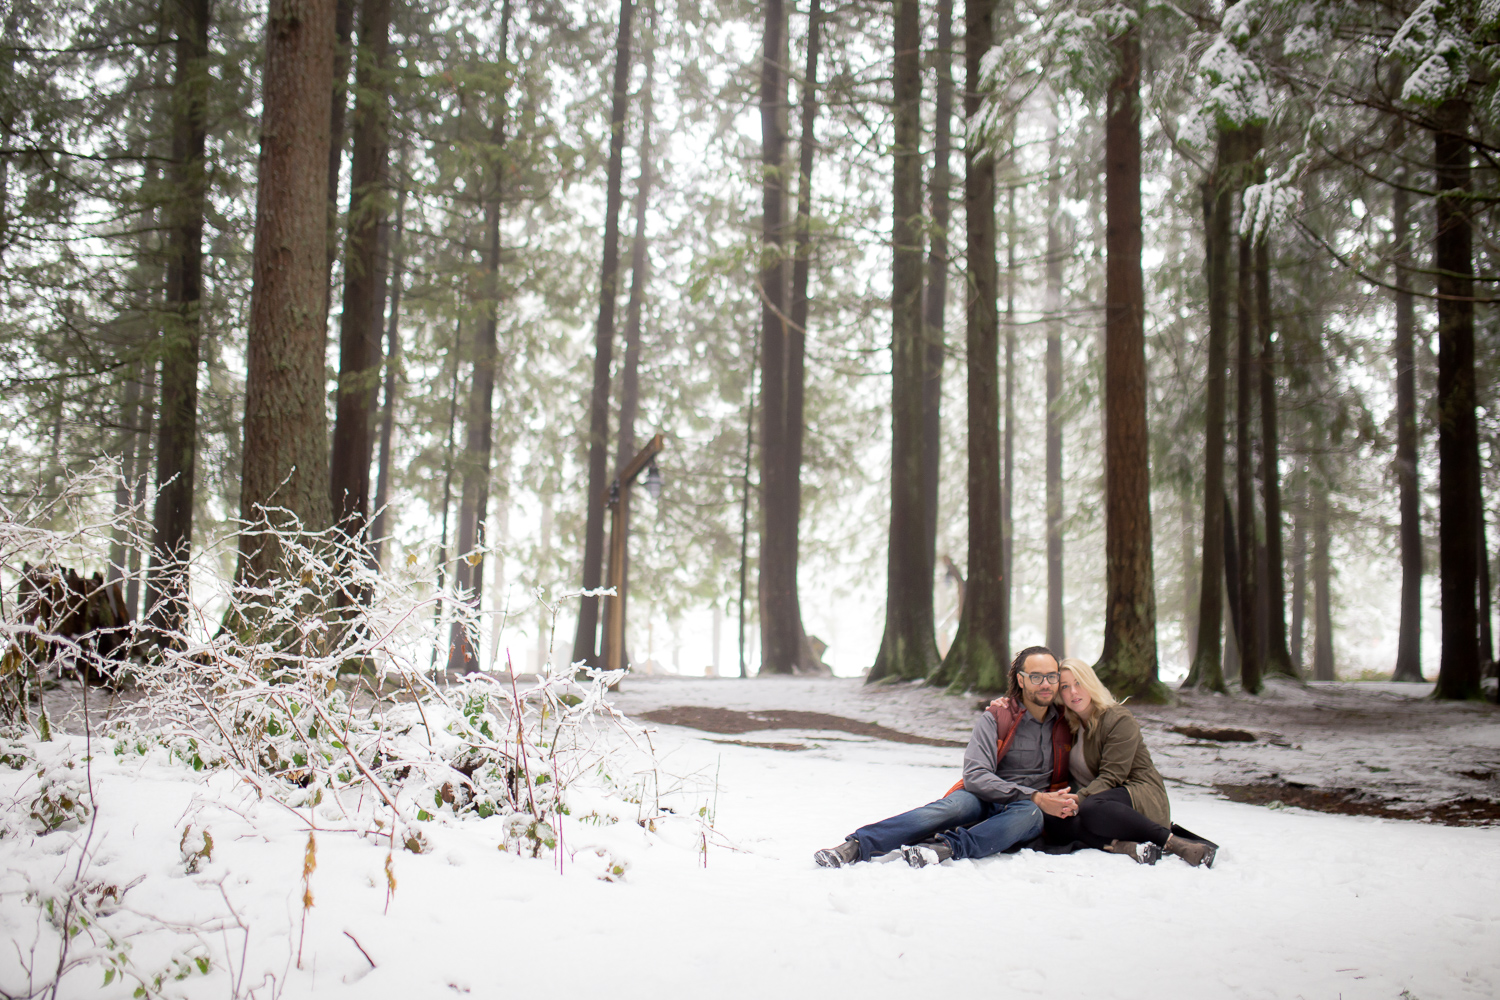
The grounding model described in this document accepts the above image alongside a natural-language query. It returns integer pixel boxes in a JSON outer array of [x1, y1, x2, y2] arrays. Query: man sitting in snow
[[813, 646, 1076, 869]]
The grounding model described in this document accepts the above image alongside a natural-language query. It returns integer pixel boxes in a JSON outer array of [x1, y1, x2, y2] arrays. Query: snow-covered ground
[[3, 676, 1498, 999]]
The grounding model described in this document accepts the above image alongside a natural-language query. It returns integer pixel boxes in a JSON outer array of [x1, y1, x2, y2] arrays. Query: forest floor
[[3, 674, 1497, 999], [612, 674, 1500, 825]]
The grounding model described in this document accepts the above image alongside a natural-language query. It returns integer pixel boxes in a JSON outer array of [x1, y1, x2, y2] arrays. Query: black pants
[[1043, 786, 1170, 851]]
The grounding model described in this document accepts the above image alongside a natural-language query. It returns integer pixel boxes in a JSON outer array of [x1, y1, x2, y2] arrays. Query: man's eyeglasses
[[1020, 671, 1060, 685]]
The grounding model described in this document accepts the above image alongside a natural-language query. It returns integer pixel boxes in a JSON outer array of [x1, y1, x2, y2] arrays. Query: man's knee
[[1012, 800, 1044, 836]]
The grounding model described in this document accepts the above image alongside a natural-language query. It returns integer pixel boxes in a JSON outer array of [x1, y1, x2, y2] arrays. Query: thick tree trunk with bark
[[329, 0, 392, 544], [868, 0, 937, 683], [370, 182, 405, 570], [1094, 16, 1161, 700], [1391, 159, 1423, 682], [1045, 130, 1064, 654], [234, 0, 336, 594], [922, 0, 953, 575], [145, 0, 210, 635], [1185, 129, 1237, 692], [1432, 97, 1481, 700], [571, 0, 634, 669], [604, 0, 658, 669], [1256, 237, 1294, 677], [450, 0, 514, 672], [930, 0, 1001, 692]]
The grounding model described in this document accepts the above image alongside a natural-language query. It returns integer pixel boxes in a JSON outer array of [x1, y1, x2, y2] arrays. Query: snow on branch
[[1389, 0, 1474, 108]]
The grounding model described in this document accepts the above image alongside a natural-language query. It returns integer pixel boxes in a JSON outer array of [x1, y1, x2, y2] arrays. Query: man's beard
[[1023, 689, 1054, 711]]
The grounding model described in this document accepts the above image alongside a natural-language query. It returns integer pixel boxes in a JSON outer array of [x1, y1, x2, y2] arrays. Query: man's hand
[[1031, 789, 1078, 818]]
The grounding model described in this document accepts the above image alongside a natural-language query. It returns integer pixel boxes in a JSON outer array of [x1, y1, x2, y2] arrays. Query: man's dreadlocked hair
[[1006, 645, 1059, 702]]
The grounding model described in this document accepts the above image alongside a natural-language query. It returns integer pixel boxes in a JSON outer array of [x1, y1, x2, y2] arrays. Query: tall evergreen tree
[[922, 0, 953, 578], [1094, 4, 1161, 700], [929, 0, 1001, 692], [144, 0, 210, 636], [868, 0, 937, 683], [572, 0, 635, 670], [329, 0, 394, 546], [450, 0, 514, 671], [1432, 93, 1481, 700], [234, 0, 337, 596]]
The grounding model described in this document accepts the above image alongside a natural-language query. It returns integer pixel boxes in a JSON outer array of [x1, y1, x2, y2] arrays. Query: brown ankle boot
[[1164, 834, 1216, 868], [1105, 839, 1161, 865]]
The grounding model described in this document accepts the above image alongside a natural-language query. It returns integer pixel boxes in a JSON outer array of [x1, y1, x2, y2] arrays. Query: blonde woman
[[999, 658, 1215, 867]]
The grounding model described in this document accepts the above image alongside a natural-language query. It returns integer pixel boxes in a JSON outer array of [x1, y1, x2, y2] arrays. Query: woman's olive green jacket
[[1073, 704, 1171, 829]]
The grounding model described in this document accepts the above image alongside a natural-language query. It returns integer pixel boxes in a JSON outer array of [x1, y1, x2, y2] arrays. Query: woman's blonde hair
[[1058, 657, 1117, 733]]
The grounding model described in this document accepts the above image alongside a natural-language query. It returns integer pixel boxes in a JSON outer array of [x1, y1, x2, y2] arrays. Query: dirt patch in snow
[[1215, 781, 1500, 827], [638, 706, 966, 748]]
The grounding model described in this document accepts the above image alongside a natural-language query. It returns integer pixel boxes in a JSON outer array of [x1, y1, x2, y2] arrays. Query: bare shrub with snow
[[0, 471, 671, 998]]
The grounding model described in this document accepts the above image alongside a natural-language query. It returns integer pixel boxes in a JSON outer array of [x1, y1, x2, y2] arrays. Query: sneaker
[[1105, 840, 1162, 865], [814, 840, 861, 868], [901, 839, 954, 868], [1163, 834, 1216, 868]]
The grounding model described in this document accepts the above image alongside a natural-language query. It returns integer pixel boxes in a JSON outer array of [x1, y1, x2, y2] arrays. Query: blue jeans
[[848, 790, 1043, 862]]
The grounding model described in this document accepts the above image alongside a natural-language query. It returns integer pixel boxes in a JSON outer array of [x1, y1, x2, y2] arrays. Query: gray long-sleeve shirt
[[961, 707, 1060, 804]]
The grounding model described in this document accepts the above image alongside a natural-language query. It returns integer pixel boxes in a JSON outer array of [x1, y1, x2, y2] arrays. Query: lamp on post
[[602, 433, 665, 674]]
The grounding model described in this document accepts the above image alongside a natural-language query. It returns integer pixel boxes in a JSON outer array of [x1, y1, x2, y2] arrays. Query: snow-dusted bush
[[0, 470, 666, 998]]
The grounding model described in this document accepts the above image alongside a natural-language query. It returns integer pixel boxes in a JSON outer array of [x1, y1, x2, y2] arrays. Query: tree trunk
[[1180, 489, 1197, 661], [1478, 499, 1494, 674], [867, 0, 937, 683], [1312, 490, 1334, 681], [329, 0, 392, 548], [145, 0, 210, 636], [1001, 185, 1015, 662], [738, 326, 759, 679], [1391, 152, 1424, 682], [235, 0, 338, 594], [109, 363, 146, 593], [1432, 97, 1480, 700], [571, 0, 635, 669], [450, 0, 514, 672], [126, 367, 157, 621], [1045, 128, 1065, 654], [1184, 129, 1237, 693], [1094, 13, 1160, 700], [432, 319, 461, 670], [1290, 508, 1306, 674], [756, 0, 799, 675], [922, 0, 953, 579], [774, 0, 824, 674], [1234, 221, 1262, 693], [929, 0, 1001, 691], [325, 0, 354, 295], [1256, 236, 1294, 677], [1222, 493, 1242, 680], [235, 0, 336, 596], [605, 0, 658, 670], [370, 180, 406, 570]]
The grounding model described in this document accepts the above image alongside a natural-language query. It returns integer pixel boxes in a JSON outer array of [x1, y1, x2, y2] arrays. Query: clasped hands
[[1031, 788, 1078, 818]]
